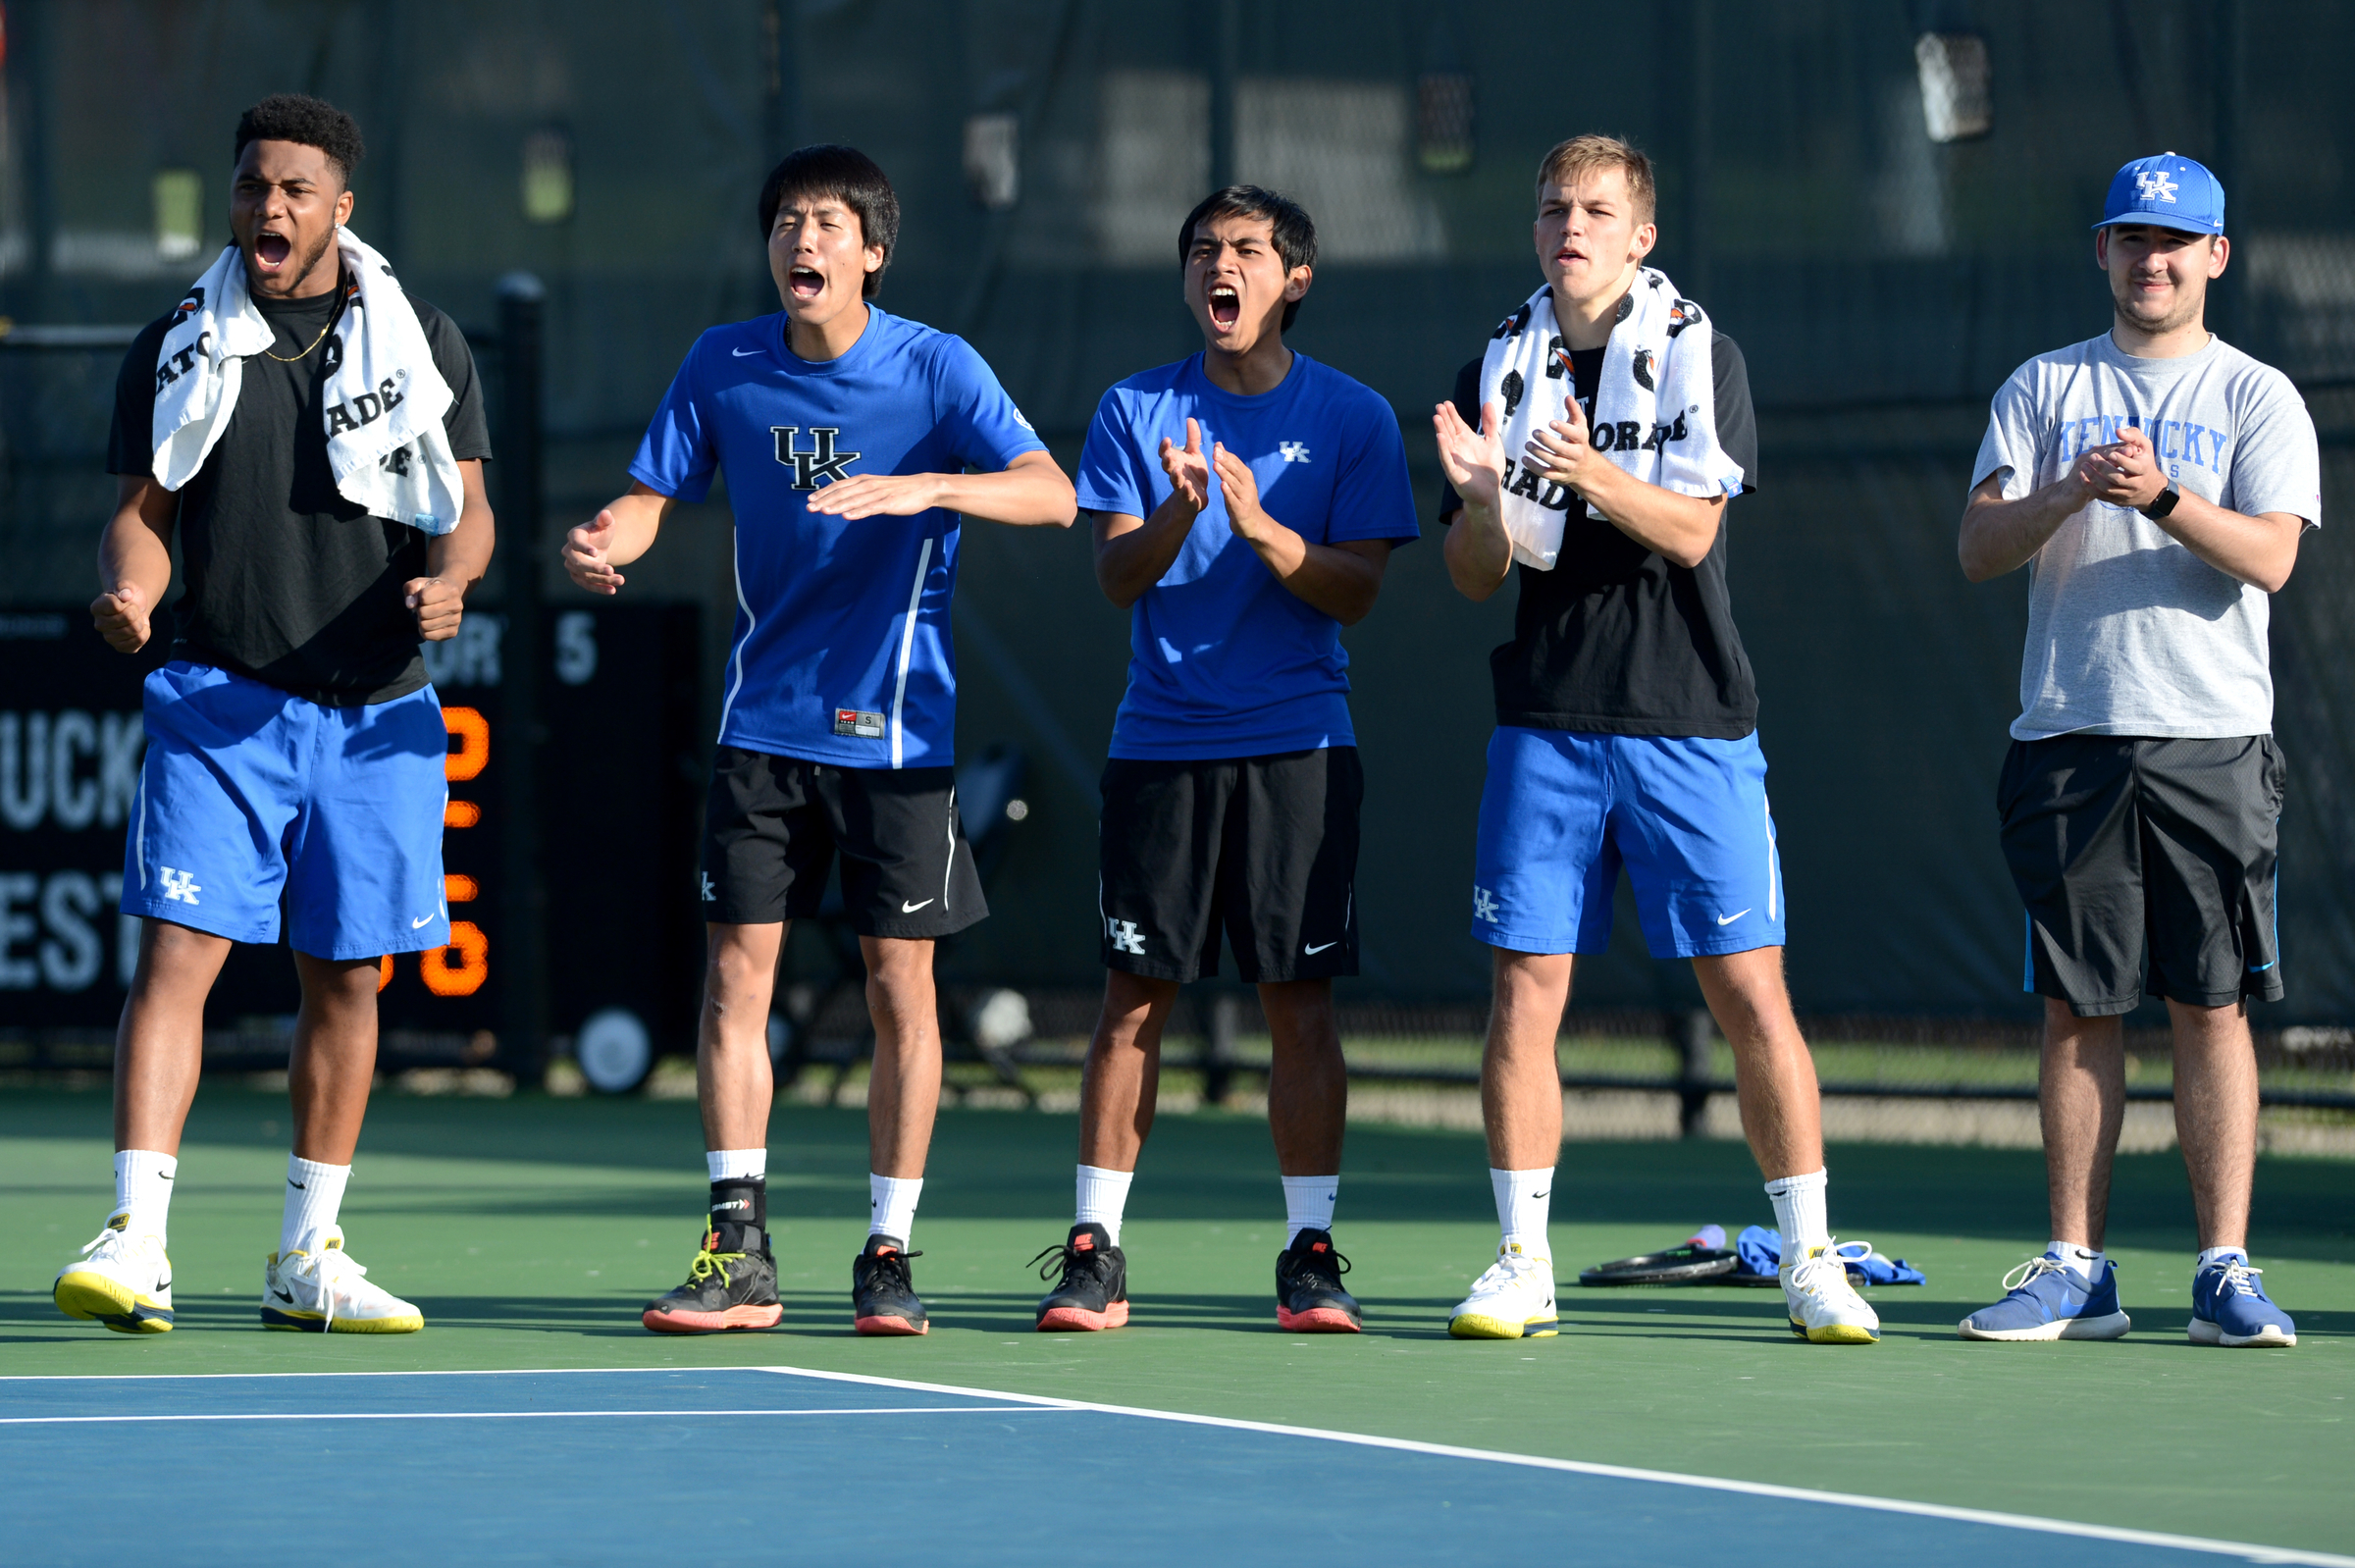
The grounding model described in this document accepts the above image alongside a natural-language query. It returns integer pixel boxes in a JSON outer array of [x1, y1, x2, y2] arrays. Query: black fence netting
[[3, 0, 2352, 1024]]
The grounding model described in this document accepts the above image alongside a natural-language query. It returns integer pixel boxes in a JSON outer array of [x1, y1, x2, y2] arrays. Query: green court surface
[[4, 1086, 2349, 1558]]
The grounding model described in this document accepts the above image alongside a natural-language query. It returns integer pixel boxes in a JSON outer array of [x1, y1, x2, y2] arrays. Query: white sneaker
[[1447, 1243, 1559, 1339], [1781, 1240, 1881, 1344], [54, 1213, 175, 1333], [261, 1228, 424, 1333]]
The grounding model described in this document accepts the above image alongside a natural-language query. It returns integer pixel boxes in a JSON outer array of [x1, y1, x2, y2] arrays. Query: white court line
[[755, 1365, 2355, 1568], [0, 1405, 1059, 1426]]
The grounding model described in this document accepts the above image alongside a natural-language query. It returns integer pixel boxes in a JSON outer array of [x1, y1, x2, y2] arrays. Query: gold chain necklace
[[260, 278, 349, 362], [261, 311, 337, 363]]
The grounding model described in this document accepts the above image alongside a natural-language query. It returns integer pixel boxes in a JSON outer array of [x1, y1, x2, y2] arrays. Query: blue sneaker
[[2189, 1256, 2296, 1347], [1958, 1253, 2130, 1341]]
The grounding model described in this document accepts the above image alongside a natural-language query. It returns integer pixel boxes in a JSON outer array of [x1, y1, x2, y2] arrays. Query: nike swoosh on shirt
[[901, 899, 934, 914], [1303, 941, 1338, 955], [732, 346, 761, 357], [1716, 909, 1753, 925]]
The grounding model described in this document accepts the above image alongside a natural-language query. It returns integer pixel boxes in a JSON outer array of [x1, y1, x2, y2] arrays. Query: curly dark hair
[[233, 94, 365, 187], [759, 144, 899, 299]]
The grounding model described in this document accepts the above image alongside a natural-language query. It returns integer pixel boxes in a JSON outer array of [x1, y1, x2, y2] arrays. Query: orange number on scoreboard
[[377, 954, 392, 992], [444, 706, 489, 782], [421, 920, 489, 996]]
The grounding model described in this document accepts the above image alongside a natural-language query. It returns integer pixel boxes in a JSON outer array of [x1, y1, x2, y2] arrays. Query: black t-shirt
[[107, 278, 492, 706], [1439, 330, 1759, 738]]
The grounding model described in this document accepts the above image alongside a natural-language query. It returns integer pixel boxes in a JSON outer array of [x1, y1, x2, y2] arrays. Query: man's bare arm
[[1094, 417, 1213, 608], [90, 476, 179, 653], [1210, 442, 1392, 625], [1519, 401, 1725, 569], [562, 481, 676, 596], [803, 449, 1076, 527], [406, 458, 496, 641], [1434, 397, 1513, 601], [1958, 464, 2099, 582], [2077, 424, 2304, 592]]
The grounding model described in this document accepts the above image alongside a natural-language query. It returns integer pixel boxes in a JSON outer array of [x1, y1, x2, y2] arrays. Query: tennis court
[[4, 1087, 2349, 1563]]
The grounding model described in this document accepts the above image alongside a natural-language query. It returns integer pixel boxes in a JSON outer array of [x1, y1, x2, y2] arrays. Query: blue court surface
[[2, 1365, 2346, 1566]]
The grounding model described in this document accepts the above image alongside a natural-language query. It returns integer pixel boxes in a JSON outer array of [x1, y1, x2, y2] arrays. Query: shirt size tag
[[833, 708, 886, 738]]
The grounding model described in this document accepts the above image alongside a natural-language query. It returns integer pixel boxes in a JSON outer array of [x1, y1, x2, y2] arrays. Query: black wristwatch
[[2139, 482, 2181, 520]]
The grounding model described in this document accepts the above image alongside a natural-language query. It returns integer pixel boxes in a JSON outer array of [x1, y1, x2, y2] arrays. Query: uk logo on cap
[[2095, 152, 2224, 235]]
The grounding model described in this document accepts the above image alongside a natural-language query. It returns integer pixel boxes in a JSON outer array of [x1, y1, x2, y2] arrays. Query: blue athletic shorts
[[122, 661, 452, 960], [1470, 726, 1786, 959]]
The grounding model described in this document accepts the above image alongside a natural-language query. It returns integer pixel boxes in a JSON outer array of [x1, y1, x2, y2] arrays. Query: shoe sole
[[854, 1314, 928, 1336], [1037, 1301, 1128, 1332], [260, 1307, 424, 1333], [1277, 1305, 1361, 1333], [55, 1273, 173, 1333], [1789, 1318, 1880, 1344], [642, 1302, 785, 1334], [1959, 1310, 2131, 1342], [2189, 1317, 2295, 1347], [1448, 1312, 1558, 1340]]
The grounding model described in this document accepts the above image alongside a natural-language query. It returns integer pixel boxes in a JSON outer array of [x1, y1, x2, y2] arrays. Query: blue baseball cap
[[2093, 152, 2224, 235]]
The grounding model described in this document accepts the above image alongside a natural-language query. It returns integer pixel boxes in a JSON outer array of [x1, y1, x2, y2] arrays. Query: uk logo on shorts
[[699, 872, 715, 903], [1472, 886, 1499, 923], [159, 866, 202, 906], [1107, 917, 1147, 955]]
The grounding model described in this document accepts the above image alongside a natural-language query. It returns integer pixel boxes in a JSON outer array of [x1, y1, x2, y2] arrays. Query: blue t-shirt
[[1076, 353, 1419, 760], [630, 307, 1043, 768]]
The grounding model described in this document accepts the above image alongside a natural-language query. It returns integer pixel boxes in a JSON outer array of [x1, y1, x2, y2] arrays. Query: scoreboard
[[0, 604, 702, 1072]]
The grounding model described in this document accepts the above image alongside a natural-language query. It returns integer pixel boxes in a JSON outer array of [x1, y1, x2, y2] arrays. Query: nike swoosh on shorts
[[412, 915, 436, 928], [1304, 941, 1337, 955], [901, 899, 933, 914], [1716, 909, 1753, 925]]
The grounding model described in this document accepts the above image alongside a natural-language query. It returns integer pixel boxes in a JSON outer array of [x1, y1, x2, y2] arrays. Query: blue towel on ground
[[1735, 1226, 1926, 1285]]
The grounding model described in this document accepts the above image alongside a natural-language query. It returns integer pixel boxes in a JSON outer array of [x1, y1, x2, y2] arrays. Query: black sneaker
[[641, 1224, 781, 1334], [1029, 1222, 1129, 1332], [852, 1234, 928, 1335], [1276, 1228, 1362, 1333]]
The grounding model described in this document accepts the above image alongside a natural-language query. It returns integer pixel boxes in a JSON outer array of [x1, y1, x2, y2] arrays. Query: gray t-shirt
[[1972, 333, 2321, 741]]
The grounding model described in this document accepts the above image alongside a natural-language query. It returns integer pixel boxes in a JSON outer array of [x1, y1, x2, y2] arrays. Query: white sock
[[1764, 1168, 1830, 1254], [868, 1173, 922, 1243], [113, 1149, 177, 1244], [1281, 1175, 1339, 1246], [282, 1156, 351, 1256], [1491, 1167, 1553, 1259], [2048, 1239, 2104, 1283], [706, 1148, 766, 1182], [1074, 1164, 1134, 1245], [2198, 1245, 2248, 1269]]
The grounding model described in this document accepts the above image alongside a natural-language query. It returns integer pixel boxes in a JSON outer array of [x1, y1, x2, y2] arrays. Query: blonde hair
[[1535, 134, 1656, 226]]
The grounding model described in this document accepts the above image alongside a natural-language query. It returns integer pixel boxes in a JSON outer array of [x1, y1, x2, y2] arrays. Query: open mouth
[[1208, 283, 1241, 331], [254, 232, 292, 269], [788, 265, 824, 302]]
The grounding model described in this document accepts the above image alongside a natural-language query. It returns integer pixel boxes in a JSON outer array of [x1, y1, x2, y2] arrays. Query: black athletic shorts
[[1098, 747, 1361, 985], [1998, 734, 2283, 1018], [701, 746, 985, 939]]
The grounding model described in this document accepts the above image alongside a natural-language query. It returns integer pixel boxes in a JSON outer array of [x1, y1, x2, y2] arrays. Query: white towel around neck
[[149, 227, 465, 535], [1478, 268, 1745, 570]]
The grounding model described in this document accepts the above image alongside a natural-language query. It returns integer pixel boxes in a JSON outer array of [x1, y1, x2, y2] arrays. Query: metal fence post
[[496, 273, 549, 1089], [1676, 1008, 1714, 1138]]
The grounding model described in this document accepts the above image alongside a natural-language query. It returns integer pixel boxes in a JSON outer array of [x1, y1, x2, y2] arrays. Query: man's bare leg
[[114, 918, 232, 1156], [864, 936, 941, 1181], [1261, 978, 1346, 1177], [699, 921, 784, 1153], [1077, 970, 1182, 1173], [2038, 999, 2126, 1248], [1691, 947, 1823, 1180], [1482, 948, 1571, 1169], [287, 952, 384, 1166], [2168, 998, 2257, 1251]]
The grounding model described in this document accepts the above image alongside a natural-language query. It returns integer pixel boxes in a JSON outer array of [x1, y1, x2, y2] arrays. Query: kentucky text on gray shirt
[[1972, 333, 2322, 741]]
